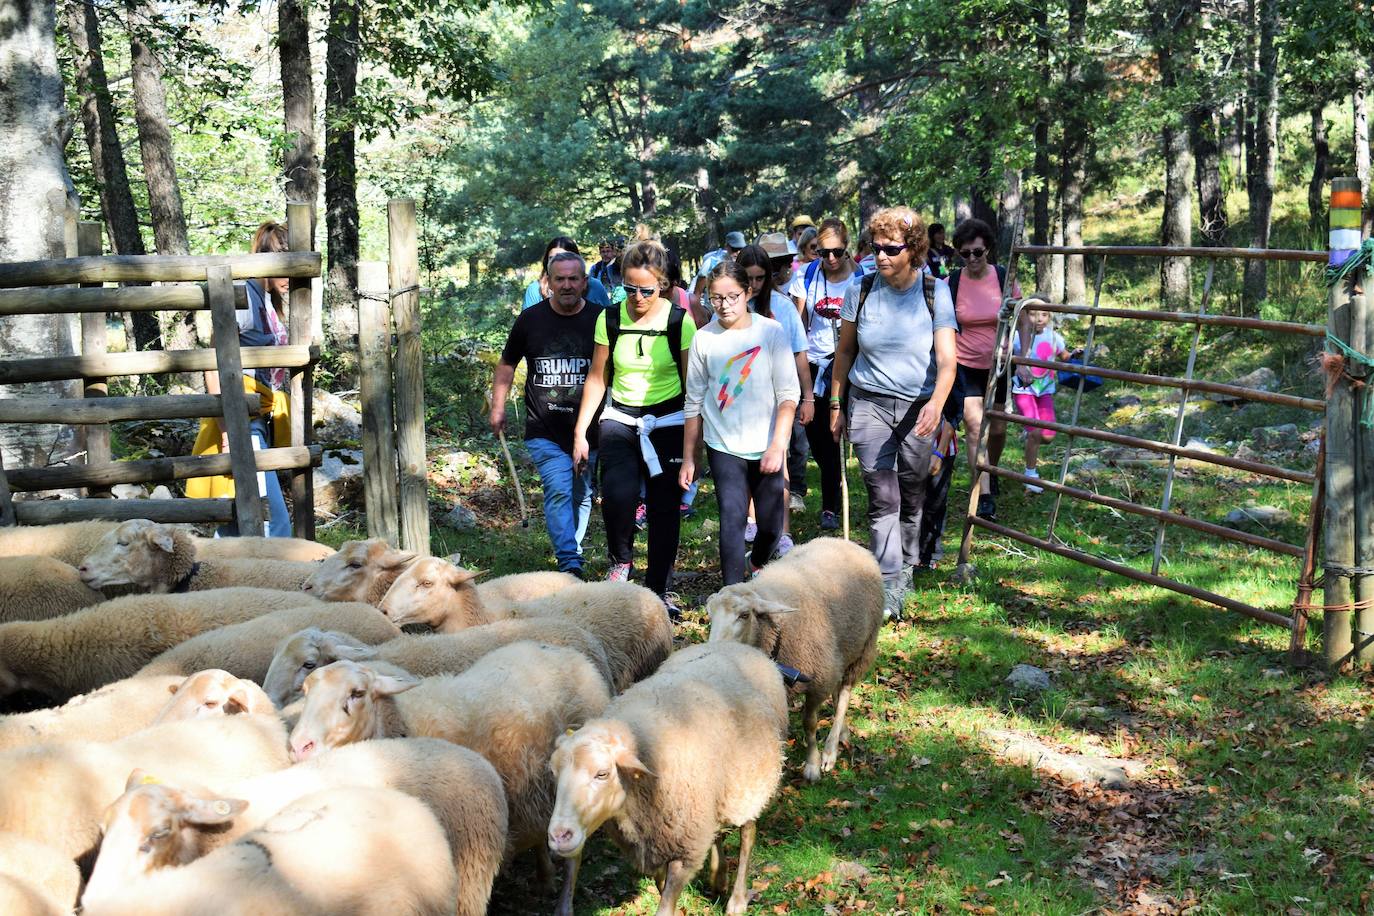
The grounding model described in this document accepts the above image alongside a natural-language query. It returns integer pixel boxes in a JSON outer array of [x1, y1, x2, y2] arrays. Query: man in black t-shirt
[[491, 253, 601, 577]]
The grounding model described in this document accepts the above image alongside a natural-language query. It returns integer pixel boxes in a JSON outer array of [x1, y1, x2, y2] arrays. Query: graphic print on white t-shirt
[[792, 268, 859, 361]]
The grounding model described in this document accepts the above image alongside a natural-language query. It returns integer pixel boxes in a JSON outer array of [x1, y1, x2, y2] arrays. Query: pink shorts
[[1013, 392, 1056, 439]]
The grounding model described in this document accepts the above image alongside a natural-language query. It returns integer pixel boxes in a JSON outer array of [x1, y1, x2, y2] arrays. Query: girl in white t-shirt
[[682, 260, 799, 585], [788, 218, 860, 530]]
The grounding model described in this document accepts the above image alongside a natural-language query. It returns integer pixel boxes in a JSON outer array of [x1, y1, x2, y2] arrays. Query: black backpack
[[604, 304, 689, 390], [853, 271, 953, 329]]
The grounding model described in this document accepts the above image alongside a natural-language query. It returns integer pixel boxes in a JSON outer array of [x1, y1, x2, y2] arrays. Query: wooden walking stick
[[484, 393, 530, 528], [831, 314, 851, 542]]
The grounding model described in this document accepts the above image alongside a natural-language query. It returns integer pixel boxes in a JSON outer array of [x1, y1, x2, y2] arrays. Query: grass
[[313, 189, 1374, 913]]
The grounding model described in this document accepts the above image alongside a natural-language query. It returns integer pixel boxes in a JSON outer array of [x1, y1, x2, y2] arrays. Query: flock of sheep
[[0, 518, 885, 915]]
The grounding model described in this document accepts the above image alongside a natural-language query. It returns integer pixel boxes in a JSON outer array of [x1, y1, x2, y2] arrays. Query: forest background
[[33, 0, 1374, 398]]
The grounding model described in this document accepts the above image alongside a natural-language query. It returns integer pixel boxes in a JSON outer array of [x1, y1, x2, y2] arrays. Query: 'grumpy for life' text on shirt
[[500, 299, 602, 452]]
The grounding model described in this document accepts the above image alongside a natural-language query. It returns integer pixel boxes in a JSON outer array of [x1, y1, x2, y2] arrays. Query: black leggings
[[804, 362, 843, 514], [598, 401, 684, 595], [708, 447, 786, 585]]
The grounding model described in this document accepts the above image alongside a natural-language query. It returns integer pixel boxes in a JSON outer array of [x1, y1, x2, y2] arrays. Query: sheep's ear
[[381, 550, 418, 571], [371, 672, 420, 696], [751, 598, 798, 621], [445, 566, 484, 590], [224, 682, 271, 716], [614, 747, 653, 780], [147, 527, 177, 554], [183, 797, 248, 825], [126, 768, 158, 791], [330, 642, 379, 662]]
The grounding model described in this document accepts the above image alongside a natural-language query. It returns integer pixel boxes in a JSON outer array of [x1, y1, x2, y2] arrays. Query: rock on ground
[[1006, 664, 1051, 693], [314, 448, 364, 513], [440, 503, 478, 531], [1224, 503, 1292, 527], [980, 726, 1146, 789], [312, 390, 362, 445]]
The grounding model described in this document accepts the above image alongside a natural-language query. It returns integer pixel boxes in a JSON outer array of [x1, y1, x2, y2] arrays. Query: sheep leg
[[801, 691, 824, 782], [655, 859, 691, 916], [820, 683, 854, 774], [552, 853, 581, 916], [725, 820, 758, 915], [707, 836, 729, 899]]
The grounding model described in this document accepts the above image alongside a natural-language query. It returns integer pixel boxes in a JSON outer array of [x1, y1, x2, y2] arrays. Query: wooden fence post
[[286, 201, 315, 539], [206, 265, 265, 536], [357, 260, 401, 545], [388, 199, 429, 554], [0, 448, 14, 527], [76, 222, 111, 496], [1325, 177, 1361, 667]]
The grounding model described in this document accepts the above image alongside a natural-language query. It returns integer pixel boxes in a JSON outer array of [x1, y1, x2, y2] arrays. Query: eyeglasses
[[959, 247, 987, 260], [708, 291, 747, 307], [819, 247, 846, 260], [622, 283, 658, 299], [873, 243, 908, 257]]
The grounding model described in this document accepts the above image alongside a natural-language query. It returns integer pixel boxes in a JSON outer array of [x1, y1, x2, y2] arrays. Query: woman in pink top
[[949, 218, 1021, 522]]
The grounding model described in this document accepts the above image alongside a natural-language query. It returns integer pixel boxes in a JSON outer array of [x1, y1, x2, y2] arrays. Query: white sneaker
[[606, 563, 631, 582], [789, 493, 806, 513], [773, 534, 795, 559], [744, 520, 757, 543], [1024, 468, 1043, 494]]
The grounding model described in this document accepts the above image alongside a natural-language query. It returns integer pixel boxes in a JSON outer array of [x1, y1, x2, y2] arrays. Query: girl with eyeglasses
[[572, 234, 696, 613], [948, 218, 1022, 523], [788, 217, 860, 531], [829, 207, 957, 620], [681, 260, 799, 584]]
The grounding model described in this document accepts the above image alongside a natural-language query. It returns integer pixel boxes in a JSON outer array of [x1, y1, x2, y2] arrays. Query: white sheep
[[84, 738, 507, 916], [261, 618, 613, 706], [0, 555, 105, 623], [0, 587, 324, 703], [547, 641, 788, 916], [476, 569, 580, 604], [0, 674, 186, 750], [381, 562, 671, 691], [288, 642, 611, 870], [151, 669, 279, 724], [0, 832, 80, 916], [0, 712, 290, 862], [192, 535, 335, 562], [80, 786, 459, 916], [136, 601, 400, 683], [79, 520, 318, 594], [0, 519, 120, 566], [299, 538, 418, 604], [706, 536, 883, 782]]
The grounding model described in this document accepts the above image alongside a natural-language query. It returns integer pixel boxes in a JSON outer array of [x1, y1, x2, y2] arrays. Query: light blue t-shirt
[[522, 275, 610, 310], [840, 273, 956, 400], [754, 289, 806, 354]]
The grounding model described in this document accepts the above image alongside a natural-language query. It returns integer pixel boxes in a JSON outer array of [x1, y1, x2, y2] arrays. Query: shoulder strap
[[668, 305, 687, 388], [948, 268, 961, 309], [922, 274, 936, 320], [855, 274, 877, 323], [604, 306, 621, 387]]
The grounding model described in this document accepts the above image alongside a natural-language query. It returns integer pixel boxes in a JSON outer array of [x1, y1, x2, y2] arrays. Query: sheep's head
[[547, 721, 651, 861], [378, 557, 484, 629], [300, 539, 416, 604], [78, 520, 188, 592], [83, 771, 247, 907], [288, 660, 418, 762], [706, 588, 797, 648], [153, 669, 277, 724], [263, 628, 378, 706]]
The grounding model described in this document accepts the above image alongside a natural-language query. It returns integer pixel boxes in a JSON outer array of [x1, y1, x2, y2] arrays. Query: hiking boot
[[661, 592, 684, 623], [789, 493, 806, 513], [773, 534, 795, 559], [882, 584, 905, 622], [680, 503, 696, 520], [744, 520, 758, 543], [976, 494, 997, 522], [606, 563, 631, 583], [820, 510, 840, 531], [634, 503, 648, 530]]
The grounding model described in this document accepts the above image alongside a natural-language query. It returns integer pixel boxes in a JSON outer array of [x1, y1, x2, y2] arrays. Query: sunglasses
[[621, 283, 658, 299], [874, 243, 908, 257], [959, 247, 988, 260], [819, 247, 847, 259]]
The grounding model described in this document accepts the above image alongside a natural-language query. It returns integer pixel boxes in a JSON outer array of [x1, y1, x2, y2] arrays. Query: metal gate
[[954, 243, 1327, 650]]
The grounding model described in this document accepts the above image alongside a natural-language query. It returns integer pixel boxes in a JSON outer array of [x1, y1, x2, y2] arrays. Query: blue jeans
[[216, 416, 292, 538], [525, 438, 594, 572]]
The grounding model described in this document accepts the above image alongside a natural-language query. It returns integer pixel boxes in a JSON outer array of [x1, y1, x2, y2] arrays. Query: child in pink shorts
[[1012, 308, 1070, 493]]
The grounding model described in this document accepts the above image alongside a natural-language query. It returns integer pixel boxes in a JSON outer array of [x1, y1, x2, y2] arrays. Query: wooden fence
[[0, 201, 320, 537]]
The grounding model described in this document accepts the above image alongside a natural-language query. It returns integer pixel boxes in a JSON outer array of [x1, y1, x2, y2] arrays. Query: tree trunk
[[695, 166, 719, 250], [1059, 0, 1087, 302], [279, 0, 319, 221], [997, 167, 1023, 265], [1356, 58, 1371, 234], [324, 0, 360, 383], [64, 0, 162, 356], [1220, 97, 1243, 186], [1309, 105, 1329, 239], [1190, 104, 1228, 244], [1031, 1, 1055, 295], [1155, 0, 1194, 308], [1243, 0, 1279, 308], [0, 0, 81, 470], [635, 74, 656, 220]]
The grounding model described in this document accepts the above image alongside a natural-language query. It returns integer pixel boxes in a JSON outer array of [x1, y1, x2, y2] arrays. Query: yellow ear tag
[[212, 801, 232, 816], [140, 775, 160, 785], [566, 728, 575, 736]]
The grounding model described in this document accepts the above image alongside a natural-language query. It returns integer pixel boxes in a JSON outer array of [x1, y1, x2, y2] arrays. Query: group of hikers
[[210, 211, 1070, 622], [491, 211, 1075, 621]]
